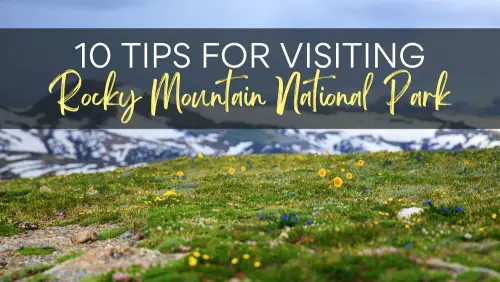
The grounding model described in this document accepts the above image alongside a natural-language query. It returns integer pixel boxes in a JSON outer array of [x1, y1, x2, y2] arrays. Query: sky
[[1, 0, 500, 28], [0, 1, 499, 143]]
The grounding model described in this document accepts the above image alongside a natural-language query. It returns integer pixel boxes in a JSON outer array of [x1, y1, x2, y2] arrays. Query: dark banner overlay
[[1, 29, 499, 129]]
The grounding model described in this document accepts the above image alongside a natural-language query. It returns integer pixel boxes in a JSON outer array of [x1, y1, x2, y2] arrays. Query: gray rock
[[0, 257, 7, 268], [118, 230, 145, 241]]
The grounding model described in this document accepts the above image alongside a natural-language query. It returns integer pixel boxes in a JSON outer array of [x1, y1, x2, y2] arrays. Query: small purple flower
[[55, 211, 65, 219], [473, 187, 477, 191], [425, 200, 431, 206], [306, 220, 313, 226], [258, 215, 264, 221]]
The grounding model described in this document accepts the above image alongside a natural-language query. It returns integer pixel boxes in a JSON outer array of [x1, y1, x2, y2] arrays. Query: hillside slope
[[1, 129, 499, 179], [0, 148, 499, 281]]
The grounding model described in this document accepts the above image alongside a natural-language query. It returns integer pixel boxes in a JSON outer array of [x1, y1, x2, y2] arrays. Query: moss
[[18, 247, 56, 256], [55, 251, 84, 264], [97, 227, 128, 241]]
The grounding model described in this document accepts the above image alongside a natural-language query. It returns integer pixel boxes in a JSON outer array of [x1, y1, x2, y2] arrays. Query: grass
[[18, 247, 56, 256], [97, 227, 128, 240], [0, 264, 52, 282], [55, 251, 85, 264], [0, 148, 499, 281]]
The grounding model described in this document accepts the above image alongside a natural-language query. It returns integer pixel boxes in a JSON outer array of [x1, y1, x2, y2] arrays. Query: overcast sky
[[1, 0, 500, 28]]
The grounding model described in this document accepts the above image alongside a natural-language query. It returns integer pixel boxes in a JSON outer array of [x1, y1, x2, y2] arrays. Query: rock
[[425, 258, 467, 273], [40, 245, 184, 282], [104, 244, 115, 257], [112, 272, 132, 282], [135, 231, 145, 241], [86, 186, 99, 196], [71, 230, 98, 244], [118, 230, 145, 241], [39, 186, 52, 192], [0, 257, 7, 268], [424, 257, 500, 278], [397, 207, 424, 220]]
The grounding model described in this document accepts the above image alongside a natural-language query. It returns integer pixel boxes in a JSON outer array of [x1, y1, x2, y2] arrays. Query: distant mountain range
[[0, 128, 499, 179], [0, 83, 499, 179]]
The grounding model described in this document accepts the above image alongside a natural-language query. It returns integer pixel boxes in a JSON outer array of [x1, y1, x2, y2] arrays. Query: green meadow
[[0, 148, 499, 281]]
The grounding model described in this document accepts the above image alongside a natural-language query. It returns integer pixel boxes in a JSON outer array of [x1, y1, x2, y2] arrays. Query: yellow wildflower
[[355, 160, 365, 166], [188, 256, 198, 267], [492, 213, 497, 219], [243, 254, 250, 260], [193, 251, 201, 258], [202, 254, 210, 260], [163, 190, 177, 197], [318, 168, 327, 177], [346, 172, 353, 180], [176, 171, 184, 177], [228, 168, 236, 175], [254, 261, 261, 268], [231, 258, 239, 264], [333, 177, 343, 188], [197, 152, 204, 159], [241, 166, 247, 172]]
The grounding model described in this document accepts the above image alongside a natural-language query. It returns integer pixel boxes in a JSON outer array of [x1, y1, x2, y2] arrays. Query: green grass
[[97, 227, 128, 240], [1, 148, 499, 281], [1, 264, 52, 282], [55, 251, 84, 264], [18, 247, 56, 256]]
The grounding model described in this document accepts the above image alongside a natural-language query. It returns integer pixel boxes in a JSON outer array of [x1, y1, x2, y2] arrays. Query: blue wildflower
[[307, 220, 313, 226], [425, 200, 431, 206], [258, 215, 264, 221], [440, 207, 446, 214], [282, 214, 289, 221], [404, 243, 413, 249], [457, 207, 463, 213]]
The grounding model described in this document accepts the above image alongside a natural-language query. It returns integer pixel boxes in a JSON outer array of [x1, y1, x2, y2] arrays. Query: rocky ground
[[0, 225, 184, 281]]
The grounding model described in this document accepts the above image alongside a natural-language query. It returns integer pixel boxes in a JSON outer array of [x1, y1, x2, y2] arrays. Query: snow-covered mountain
[[1, 83, 499, 179], [0, 128, 499, 179]]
